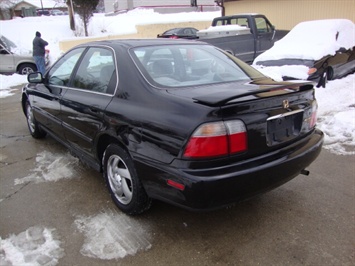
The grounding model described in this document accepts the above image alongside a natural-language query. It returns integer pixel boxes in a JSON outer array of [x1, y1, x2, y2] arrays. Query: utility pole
[[67, 0, 75, 31]]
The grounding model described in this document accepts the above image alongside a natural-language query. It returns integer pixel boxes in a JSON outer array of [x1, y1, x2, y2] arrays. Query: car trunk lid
[[168, 79, 317, 159]]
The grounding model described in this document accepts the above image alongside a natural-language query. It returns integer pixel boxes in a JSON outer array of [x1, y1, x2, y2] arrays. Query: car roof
[[79, 38, 207, 49]]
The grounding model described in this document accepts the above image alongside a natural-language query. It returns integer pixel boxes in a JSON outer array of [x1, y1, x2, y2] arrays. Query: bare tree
[[0, 0, 18, 20], [66, 0, 75, 31], [215, 0, 225, 16], [73, 0, 99, 36]]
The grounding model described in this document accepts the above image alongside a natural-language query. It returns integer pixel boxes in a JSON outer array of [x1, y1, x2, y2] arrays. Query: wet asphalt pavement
[[0, 86, 354, 265]]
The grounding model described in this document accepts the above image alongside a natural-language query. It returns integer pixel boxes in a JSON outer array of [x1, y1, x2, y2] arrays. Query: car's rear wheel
[[18, 64, 37, 75], [103, 144, 152, 215], [25, 101, 46, 139]]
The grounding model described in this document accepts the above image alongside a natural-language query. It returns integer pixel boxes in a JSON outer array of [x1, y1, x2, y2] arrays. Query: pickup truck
[[197, 14, 289, 63]]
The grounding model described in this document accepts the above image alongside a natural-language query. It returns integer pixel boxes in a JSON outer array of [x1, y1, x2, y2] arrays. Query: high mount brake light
[[183, 120, 247, 158]]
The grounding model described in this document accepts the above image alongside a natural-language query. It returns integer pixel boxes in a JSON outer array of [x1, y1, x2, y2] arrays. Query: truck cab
[[198, 14, 288, 63]]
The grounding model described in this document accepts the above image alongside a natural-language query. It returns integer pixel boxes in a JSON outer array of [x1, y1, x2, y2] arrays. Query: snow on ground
[[0, 211, 151, 264], [314, 74, 355, 155], [1, 150, 152, 264], [14, 151, 80, 185], [0, 8, 354, 266], [0, 226, 64, 265], [74, 211, 152, 260], [0, 74, 28, 98]]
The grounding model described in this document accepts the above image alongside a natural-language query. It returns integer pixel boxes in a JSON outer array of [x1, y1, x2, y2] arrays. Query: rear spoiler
[[192, 82, 314, 106]]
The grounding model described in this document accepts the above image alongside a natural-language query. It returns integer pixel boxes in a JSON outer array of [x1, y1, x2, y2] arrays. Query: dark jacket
[[32, 36, 48, 56]]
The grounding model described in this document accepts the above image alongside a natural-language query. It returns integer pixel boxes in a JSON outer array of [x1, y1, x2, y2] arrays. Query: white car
[[0, 35, 50, 75]]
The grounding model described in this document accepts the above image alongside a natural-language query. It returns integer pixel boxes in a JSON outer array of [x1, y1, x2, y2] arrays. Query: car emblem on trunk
[[283, 99, 289, 109]]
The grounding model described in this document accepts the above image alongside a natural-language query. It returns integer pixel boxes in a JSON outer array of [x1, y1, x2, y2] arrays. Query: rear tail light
[[183, 120, 247, 158], [225, 121, 248, 154]]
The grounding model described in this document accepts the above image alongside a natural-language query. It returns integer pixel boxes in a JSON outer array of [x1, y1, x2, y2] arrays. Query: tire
[[25, 101, 46, 139], [326, 67, 334, 81], [18, 63, 37, 75], [103, 144, 152, 215]]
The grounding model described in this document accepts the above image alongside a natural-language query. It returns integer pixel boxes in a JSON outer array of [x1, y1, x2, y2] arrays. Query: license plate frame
[[266, 109, 304, 146]]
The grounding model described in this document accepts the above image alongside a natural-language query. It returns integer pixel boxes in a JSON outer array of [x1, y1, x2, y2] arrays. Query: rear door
[[60, 46, 117, 155]]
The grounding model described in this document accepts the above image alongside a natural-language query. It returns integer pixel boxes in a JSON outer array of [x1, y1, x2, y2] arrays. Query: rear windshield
[[130, 44, 264, 88]]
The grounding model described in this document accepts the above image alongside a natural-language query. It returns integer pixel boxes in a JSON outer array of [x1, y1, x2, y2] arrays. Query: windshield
[[131, 44, 265, 88], [0, 35, 16, 52]]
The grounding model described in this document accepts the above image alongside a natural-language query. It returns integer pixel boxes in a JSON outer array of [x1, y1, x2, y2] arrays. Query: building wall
[[224, 0, 355, 30], [104, 0, 216, 13]]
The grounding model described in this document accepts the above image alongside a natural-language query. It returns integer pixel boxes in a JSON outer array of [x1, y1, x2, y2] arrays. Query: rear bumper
[[136, 129, 324, 211]]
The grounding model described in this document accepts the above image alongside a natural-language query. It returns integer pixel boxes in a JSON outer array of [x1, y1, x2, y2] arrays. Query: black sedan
[[22, 39, 323, 215], [157, 27, 199, 39]]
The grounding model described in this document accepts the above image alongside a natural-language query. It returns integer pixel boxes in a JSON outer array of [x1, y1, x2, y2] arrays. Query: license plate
[[266, 110, 304, 146]]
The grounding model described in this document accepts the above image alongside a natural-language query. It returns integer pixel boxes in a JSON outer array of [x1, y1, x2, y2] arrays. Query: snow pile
[[200, 24, 249, 32], [254, 65, 310, 81], [315, 74, 355, 155]]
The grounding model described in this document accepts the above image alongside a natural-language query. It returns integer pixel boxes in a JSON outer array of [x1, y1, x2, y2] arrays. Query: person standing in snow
[[32, 31, 48, 75]]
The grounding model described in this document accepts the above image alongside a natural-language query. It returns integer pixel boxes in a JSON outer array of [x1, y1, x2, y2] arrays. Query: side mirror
[[27, 72, 43, 83]]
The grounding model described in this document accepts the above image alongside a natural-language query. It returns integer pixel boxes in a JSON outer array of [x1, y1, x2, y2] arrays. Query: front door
[[33, 47, 86, 140], [0, 44, 15, 73], [254, 16, 275, 57]]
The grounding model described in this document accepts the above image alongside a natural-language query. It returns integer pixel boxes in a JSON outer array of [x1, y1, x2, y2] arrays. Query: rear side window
[[183, 28, 197, 35], [71, 47, 116, 94], [230, 18, 249, 28], [131, 44, 253, 87]]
